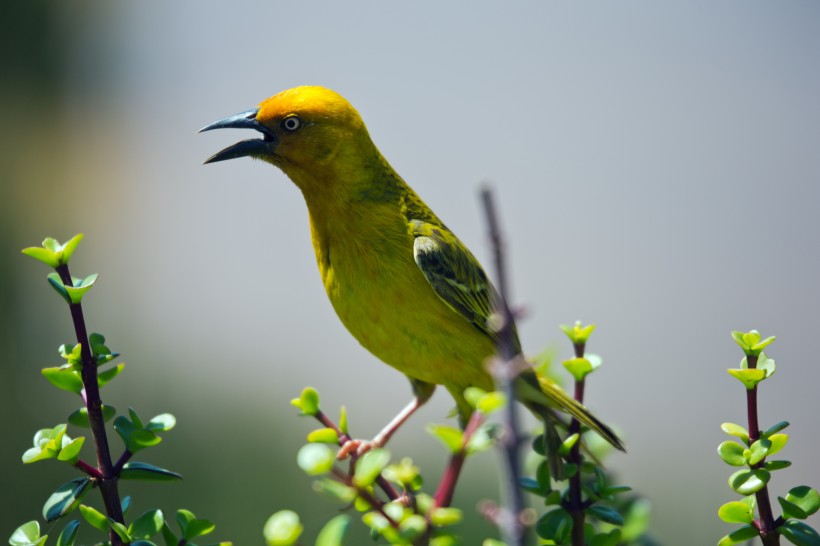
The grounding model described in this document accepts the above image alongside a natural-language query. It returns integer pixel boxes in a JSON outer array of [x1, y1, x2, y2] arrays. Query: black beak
[[199, 108, 278, 164]]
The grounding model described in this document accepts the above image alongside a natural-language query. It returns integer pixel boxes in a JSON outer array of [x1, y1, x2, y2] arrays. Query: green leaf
[[307, 428, 339, 444], [466, 423, 499, 454], [427, 424, 463, 453], [620, 498, 652, 542], [560, 321, 596, 344], [429, 507, 462, 527], [291, 387, 320, 416], [780, 520, 820, 546], [536, 508, 572, 542], [55, 520, 80, 546], [717, 525, 758, 546], [312, 478, 356, 504], [756, 353, 776, 378], [120, 462, 182, 481], [64, 274, 98, 304], [763, 421, 790, 437], [296, 444, 335, 476], [721, 423, 750, 444], [315, 514, 350, 546], [765, 460, 792, 471], [109, 520, 132, 543], [781, 497, 810, 520], [476, 391, 507, 414], [383, 457, 421, 487], [728, 368, 766, 389], [176, 510, 195, 537], [22, 246, 61, 268], [59, 235, 84, 265], [718, 499, 755, 524], [57, 437, 85, 464], [587, 505, 624, 526], [353, 449, 391, 487], [47, 273, 72, 304], [160, 523, 178, 546], [130, 510, 164, 539], [463, 387, 487, 408], [121, 496, 132, 515], [98, 364, 125, 388], [24, 425, 70, 464], [338, 406, 348, 435], [114, 415, 161, 453], [729, 468, 771, 495], [767, 433, 789, 457], [559, 433, 580, 457], [78, 505, 108, 532], [748, 438, 772, 465], [9, 521, 47, 546], [784, 486, 820, 518], [398, 514, 426, 541], [41, 368, 84, 394], [146, 414, 176, 432], [263, 511, 303, 546], [752, 335, 776, 352], [68, 405, 117, 428], [590, 529, 621, 546], [43, 479, 92, 521], [563, 357, 595, 382], [183, 517, 215, 540]]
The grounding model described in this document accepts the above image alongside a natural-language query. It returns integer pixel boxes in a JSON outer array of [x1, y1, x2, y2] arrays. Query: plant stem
[[434, 411, 484, 507], [56, 265, 125, 546], [313, 409, 400, 501], [481, 187, 527, 546], [745, 354, 779, 546], [568, 343, 586, 546]]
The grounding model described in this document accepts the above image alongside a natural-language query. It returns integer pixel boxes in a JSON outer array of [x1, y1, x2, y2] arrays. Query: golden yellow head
[[201, 86, 378, 191]]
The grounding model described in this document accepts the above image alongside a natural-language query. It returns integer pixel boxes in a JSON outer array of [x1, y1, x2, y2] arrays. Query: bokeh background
[[2, 2, 819, 544]]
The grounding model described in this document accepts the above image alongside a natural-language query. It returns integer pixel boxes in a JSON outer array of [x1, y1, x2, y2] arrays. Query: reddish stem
[[433, 411, 484, 507], [745, 354, 779, 545], [56, 265, 125, 546], [568, 342, 586, 546]]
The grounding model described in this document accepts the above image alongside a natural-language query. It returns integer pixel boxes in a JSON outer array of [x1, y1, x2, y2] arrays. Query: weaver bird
[[200, 86, 623, 454]]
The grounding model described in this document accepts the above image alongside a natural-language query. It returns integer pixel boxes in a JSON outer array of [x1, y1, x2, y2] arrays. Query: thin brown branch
[[55, 264, 125, 546], [480, 186, 527, 546]]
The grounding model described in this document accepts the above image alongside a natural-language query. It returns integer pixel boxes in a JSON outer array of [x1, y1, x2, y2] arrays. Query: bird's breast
[[307, 210, 493, 390]]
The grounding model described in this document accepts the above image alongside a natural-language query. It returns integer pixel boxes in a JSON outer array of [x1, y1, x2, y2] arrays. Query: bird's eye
[[281, 116, 302, 133]]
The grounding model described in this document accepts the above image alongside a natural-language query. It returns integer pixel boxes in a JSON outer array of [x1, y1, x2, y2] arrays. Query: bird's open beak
[[199, 108, 278, 164]]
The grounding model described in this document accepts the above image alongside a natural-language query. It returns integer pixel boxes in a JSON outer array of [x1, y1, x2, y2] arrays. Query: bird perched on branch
[[200, 86, 623, 454]]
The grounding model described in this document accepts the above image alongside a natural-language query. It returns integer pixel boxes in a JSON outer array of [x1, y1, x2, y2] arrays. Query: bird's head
[[200, 86, 376, 192]]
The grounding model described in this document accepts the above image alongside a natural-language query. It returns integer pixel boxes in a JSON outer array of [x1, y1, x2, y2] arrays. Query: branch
[[55, 264, 125, 546], [480, 186, 527, 546]]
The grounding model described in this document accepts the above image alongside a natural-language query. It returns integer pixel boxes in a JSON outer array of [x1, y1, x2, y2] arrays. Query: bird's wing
[[411, 220, 502, 341]]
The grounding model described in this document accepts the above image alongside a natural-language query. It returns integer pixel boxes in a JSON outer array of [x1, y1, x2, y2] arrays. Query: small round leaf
[[315, 515, 350, 546], [296, 444, 335, 476], [729, 469, 771, 495]]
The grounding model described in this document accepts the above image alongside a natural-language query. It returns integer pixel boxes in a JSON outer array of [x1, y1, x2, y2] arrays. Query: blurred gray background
[[2, 2, 818, 544]]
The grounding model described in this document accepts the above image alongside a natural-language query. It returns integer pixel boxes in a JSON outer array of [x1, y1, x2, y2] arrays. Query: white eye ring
[[282, 116, 302, 132]]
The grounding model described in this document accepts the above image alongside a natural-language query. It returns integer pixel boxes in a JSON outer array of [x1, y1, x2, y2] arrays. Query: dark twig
[[433, 410, 484, 508], [568, 342, 586, 546], [312, 409, 400, 501], [55, 264, 125, 546], [745, 354, 779, 546], [480, 187, 527, 546]]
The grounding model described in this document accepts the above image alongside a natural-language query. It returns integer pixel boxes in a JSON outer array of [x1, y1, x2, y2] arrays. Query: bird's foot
[[337, 438, 380, 460]]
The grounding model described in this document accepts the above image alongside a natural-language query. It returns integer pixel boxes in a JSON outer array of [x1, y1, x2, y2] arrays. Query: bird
[[200, 86, 624, 455]]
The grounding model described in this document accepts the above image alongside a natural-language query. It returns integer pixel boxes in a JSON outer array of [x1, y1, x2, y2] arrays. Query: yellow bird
[[201, 86, 623, 453]]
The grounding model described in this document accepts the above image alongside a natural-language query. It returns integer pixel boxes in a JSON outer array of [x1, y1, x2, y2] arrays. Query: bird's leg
[[338, 379, 435, 459]]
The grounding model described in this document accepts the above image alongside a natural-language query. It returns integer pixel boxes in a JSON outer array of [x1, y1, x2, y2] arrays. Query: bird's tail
[[517, 369, 625, 452]]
